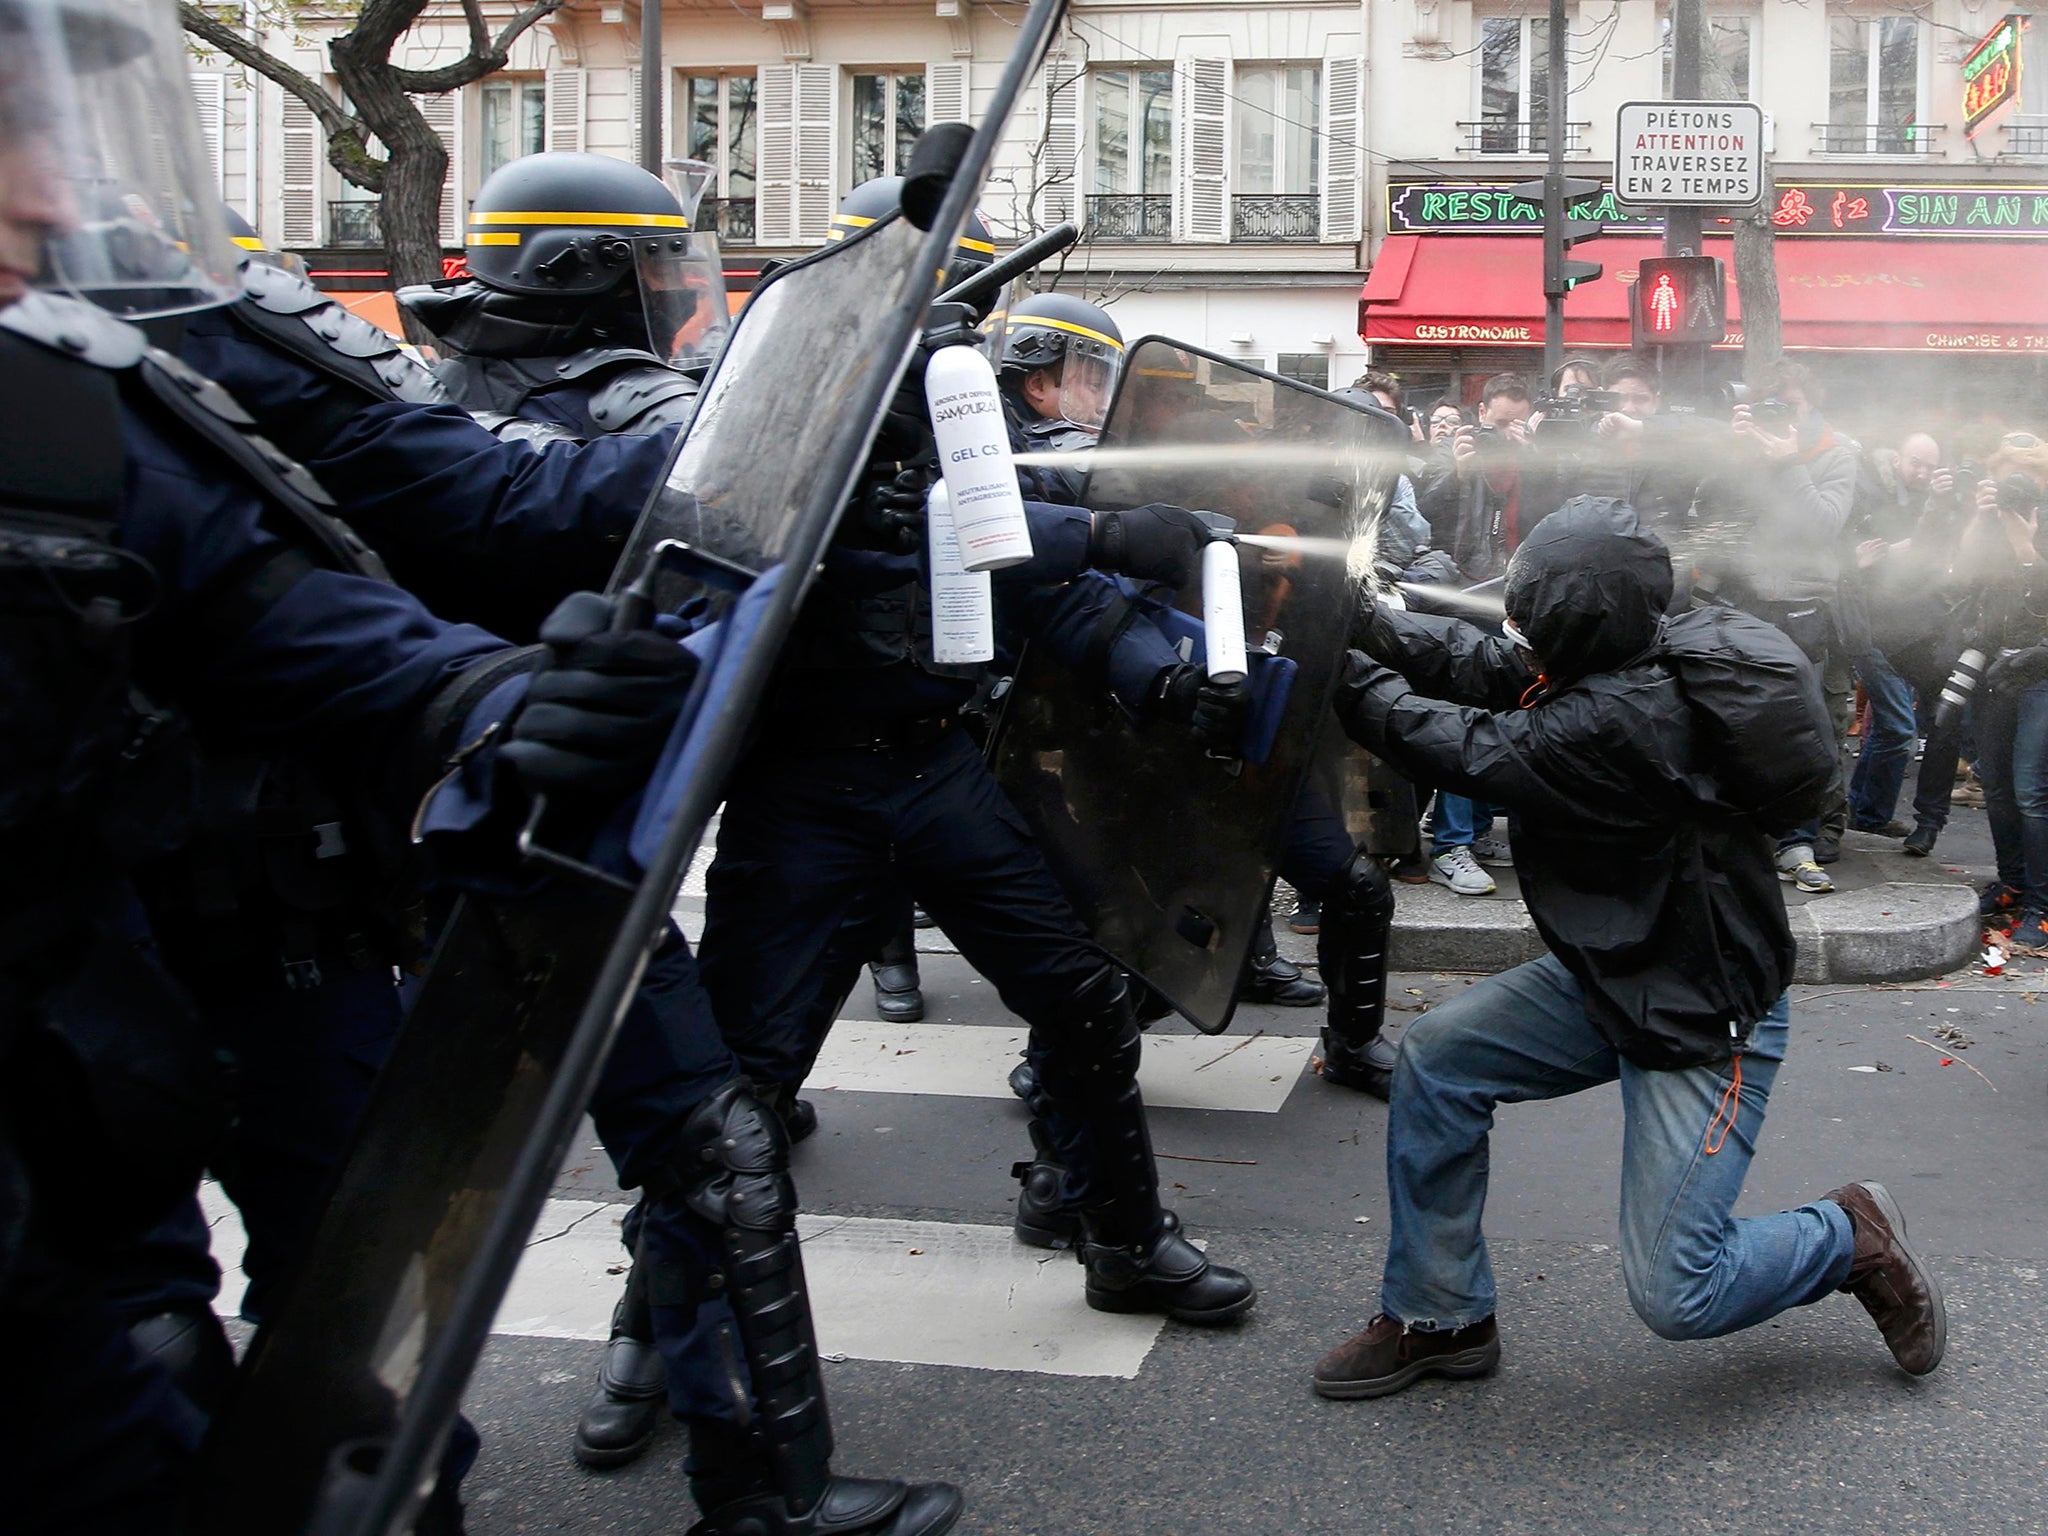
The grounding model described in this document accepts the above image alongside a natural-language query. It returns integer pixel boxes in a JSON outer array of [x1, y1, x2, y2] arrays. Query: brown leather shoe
[[1312, 1313, 1499, 1400], [1825, 1181, 1946, 1376]]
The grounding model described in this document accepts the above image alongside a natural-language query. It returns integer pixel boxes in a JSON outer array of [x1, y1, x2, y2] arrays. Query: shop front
[[1361, 177, 2048, 437]]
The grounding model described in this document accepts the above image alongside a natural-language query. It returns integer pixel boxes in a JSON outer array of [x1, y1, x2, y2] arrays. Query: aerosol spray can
[[925, 481, 995, 666], [1201, 538, 1249, 686], [924, 344, 1034, 572]]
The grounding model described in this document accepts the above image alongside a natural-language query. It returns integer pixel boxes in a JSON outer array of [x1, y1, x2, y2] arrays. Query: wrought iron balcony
[[1457, 119, 1590, 156], [326, 200, 383, 249], [1231, 194, 1320, 242], [2005, 122, 2048, 159], [1086, 193, 1173, 241], [697, 197, 757, 243], [1812, 122, 1944, 155]]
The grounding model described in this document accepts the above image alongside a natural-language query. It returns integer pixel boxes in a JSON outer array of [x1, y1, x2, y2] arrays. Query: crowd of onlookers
[[1329, 357, 2048, 952]]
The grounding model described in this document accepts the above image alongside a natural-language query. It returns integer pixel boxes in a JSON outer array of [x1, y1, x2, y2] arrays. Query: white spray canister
[[924, 344, 1034, 572], [925, 481, 995, 666], [1201, 538, 1249, 686]]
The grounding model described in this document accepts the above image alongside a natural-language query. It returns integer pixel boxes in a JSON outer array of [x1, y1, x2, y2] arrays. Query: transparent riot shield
[[991, 340, 1409, 1033]]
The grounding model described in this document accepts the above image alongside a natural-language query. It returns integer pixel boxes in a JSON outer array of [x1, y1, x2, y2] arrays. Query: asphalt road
[[452, 936, 2048, 1536]]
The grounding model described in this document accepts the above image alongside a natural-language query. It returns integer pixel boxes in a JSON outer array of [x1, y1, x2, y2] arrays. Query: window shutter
[[756, 64, 795, 243], [792, 64, 835, 244], [280, 94, 319, 247], [545, 67, 585, 152], [414, 93, 462, 245], [1036, 53, 1081, 226], [629, 66, 643, 165], [926, 61, 969, 125], [190, 73, 226, 193], [1176, 55, 1230, 242], [1320, 56, 1364, 243]]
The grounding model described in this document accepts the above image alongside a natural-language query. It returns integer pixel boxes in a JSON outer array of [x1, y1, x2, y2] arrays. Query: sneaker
[[1823, 1182, 1945, 1376], [1470, 835, 1512, 865], [1778, 858, 1834, 894], [1312, 1314, 1500, 1400], [1952, 771, 1985, 809], [1900, 821, 1939, 858], [2010, 912, 2048, 956], [1288, 898, 1322, 935], [1980, 880, 2024, 918], [1429, 846, 1496, 896], [1850, 818, 1911, 838]]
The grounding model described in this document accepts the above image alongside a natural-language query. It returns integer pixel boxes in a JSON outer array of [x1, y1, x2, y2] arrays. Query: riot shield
[[199, 6, 1073, 1532], [992, 340, 1408, 1034]]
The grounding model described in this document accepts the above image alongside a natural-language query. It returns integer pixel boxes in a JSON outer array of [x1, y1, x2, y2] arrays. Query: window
[[679, 73, 758, 238], [479, 78, 545, 182], [851, 72, 925, 186], [1660, 14, 1755, 99], [1233, 66, 1319, 195], [1826, 14, 1925, 152], [1091, 68, 1173, 195], [1275, 352, 1331, 390], [1477, 15, 1551, 153]]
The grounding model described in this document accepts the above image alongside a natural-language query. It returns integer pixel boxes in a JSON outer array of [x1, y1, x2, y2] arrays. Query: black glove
[[861, 465, 934, 553], [1089, 504, 1211, 588], [498, 591, 699, 804], [1155, 664, 1251, 754]]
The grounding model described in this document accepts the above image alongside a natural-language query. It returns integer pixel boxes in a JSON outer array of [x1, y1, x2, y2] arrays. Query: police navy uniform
[[434, 335, 704, 444]]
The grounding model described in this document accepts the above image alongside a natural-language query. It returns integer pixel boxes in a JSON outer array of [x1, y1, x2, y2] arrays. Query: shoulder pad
[[1022, 419, 1096, 456], [240, 259, 332, 317], [141, 346, 259, 428], [0, 291, 148, 370], [472, 409, 586, 446], [552, 345, 674, 384], [586, 367, 700, 435], [236, 268, 453, 408]]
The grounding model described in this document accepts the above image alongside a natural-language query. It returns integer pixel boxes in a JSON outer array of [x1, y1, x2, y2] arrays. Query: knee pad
[[668, 1081, 797, 1236], [1332, 846, 1396, 927]]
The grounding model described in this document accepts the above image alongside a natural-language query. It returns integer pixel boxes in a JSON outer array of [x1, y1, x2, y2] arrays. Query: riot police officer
[[399, 151, 723, 443]]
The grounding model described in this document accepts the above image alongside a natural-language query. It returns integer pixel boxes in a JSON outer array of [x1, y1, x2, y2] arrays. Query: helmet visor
[[635, 231, 731, 370], [3, 0, 240, 316], [1055, 334, 1122, 433]]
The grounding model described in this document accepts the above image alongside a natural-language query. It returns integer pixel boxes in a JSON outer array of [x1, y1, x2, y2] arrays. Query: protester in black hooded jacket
[[1306, 498, 1946, 1404]]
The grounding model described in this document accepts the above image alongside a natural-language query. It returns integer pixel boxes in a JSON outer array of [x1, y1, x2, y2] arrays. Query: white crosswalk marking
[[200, 1189, 1166, 1379], [810, 1021, 1314, 1113]]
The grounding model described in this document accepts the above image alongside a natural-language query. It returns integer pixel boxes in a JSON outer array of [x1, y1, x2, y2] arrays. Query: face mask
[[1502, 617, 1535, 651]]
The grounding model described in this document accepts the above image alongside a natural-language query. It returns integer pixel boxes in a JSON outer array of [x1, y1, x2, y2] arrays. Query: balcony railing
[[1812, 122, 1944, 155], [327, 200, 382, 248], [1231, 193, 1320, 242], [1458, 119, 1590, 156], [696, 197, 757, 243], [2005, 122, 2048, 159], [1086, 193, 1174, 241]]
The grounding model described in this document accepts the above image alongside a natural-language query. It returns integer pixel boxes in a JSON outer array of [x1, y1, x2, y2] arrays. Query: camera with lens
[[1532, 389, 1619, 443], [1721, 381, 1794, 432], [1997, 473, 2042, 516]]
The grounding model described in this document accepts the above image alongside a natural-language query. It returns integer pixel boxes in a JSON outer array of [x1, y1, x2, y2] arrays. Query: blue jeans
[[1848, 649, 1918, 828], [1432, 794, 1497, 855], [1975, 678, 2048, 914], [1381, 954, 1854, 1337]]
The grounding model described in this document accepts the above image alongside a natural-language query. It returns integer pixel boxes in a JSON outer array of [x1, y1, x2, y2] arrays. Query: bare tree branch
[[492, 0, 570, 60], [180, 3, 351, 140], [391, 0, 568, 93], [458, 0, 490, 59]]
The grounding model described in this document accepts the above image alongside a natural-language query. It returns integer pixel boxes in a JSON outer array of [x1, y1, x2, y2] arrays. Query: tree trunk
[[1695, 13, 1781, 378], [332, 34, 446, 343]]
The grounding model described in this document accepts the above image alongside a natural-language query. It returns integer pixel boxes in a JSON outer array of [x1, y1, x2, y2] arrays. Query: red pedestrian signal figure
[[1631, 255, 1727, 348]]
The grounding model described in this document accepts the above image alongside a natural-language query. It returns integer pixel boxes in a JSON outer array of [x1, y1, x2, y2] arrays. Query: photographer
[[1958, 438, 2048, 951], [1348, 371, 1435, 573], [1527, 356, 1696, 537], [1707, 362, 1859, 892], [1416, 372, 1534, 582]]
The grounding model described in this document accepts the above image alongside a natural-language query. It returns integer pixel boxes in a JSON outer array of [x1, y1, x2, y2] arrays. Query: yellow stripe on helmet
[[467, 231, 523, 246], [229, 235, 266, 251], [469, 210, 690, 228], [1003, 314, 1125, 352]]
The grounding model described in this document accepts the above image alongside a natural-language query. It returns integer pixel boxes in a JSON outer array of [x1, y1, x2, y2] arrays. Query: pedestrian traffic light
[[1632, 255, 1726, 347]]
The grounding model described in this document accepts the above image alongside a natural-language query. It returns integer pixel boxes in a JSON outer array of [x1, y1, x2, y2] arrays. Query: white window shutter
[[1036, 53, 1081, 226], [1320, 56, 1364, 243], [757, 64, 796, 244], [926, 61, 969, 125], [1176, 56, 1230, 242], [190, 73, 226, 194], [793, 63, 835, 244], [629, 66, 643, 165], [413, 93, 462, 245], [280, 95, 319, 247], [545, 67, 585, 153]]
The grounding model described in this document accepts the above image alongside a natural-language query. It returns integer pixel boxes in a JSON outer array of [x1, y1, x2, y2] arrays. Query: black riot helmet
[[990, 292, 1125, 432], [465, 152, 691, 299], [826, 175, 996, 290], [221, 204, 309, 277]]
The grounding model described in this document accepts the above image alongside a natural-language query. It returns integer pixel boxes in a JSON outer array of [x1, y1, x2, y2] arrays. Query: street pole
[[639, 0, 662, 176], [1664, 0, 1706, 401], [1542, 0, 1567, 383]]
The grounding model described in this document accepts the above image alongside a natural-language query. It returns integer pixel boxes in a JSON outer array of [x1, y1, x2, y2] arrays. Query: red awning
[[1359, 233, 2048, 354]]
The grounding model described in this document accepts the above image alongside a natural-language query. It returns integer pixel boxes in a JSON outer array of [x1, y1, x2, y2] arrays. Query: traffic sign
[[1630, 254, 1726, 347], [1614, 100, 1765, 208]]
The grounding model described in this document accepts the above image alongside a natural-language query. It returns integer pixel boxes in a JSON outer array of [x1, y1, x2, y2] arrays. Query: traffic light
[[1511, 174, 1606, 298], [1631, 255, 1727, 347]]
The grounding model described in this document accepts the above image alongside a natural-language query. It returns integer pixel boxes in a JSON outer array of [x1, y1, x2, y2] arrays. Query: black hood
[[1502, 497, 1672, 683]]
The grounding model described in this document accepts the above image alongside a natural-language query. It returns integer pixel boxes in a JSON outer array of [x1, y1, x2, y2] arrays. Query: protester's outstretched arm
[[1355, 603, 1533, 712]]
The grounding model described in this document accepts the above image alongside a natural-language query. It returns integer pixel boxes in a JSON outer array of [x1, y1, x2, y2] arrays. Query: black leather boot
[[573, 1266, 666, 1469], [1078, 1207, 1256, 1325], [868, 923, 924, 1023], [686, 1418, 963, 1536], [1317, 1026, 1397, 1099], [1241, 910, 1325, 1007]]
